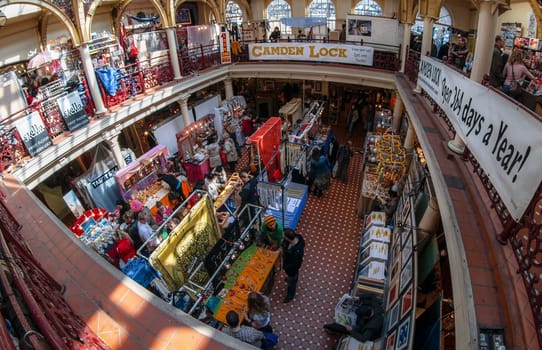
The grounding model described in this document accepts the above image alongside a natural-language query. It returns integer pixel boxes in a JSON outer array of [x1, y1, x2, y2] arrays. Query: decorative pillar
[[400, 23, 412, 73], [404, 121, 415, 151], [79, 43, 107, 115], [166, 27, 182, 80], [414, 16, 435, 93], [470, 1, 499, 83], [178, 93, 192, 127], [105, 133, 126, 168], [418, 196, 440, 234], [224, 78, 234, 100], [392, 93, 404, 133]]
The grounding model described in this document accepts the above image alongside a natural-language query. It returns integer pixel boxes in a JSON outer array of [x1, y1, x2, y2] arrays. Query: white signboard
[[248, 42, 374, 66], [346, 15, 401, 48], [418, 56, 542, 221], [14, 111, 52, 156]]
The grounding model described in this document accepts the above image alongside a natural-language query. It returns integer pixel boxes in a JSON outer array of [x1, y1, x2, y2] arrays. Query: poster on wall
[[348, 19, 372, 36], [14, 111, 52, 156], [527, 13, 537, 38], [63, 190, 85, 218], [57, 91, 89, 131], [501, 22, 522, 52], [345, 15, 400, 48]]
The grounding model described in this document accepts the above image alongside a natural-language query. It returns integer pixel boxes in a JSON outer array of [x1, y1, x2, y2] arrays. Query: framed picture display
[[402, 234, 412, 268], [386, 277, 400, 310], [395, 317, 411, 350], [400, 257, 413, 293], [400, 286, 413, 319], [387, 301, 400, 331], [401, 197, 411, 222], [390, 257, 401, 282], [385, 329, 397, 350]]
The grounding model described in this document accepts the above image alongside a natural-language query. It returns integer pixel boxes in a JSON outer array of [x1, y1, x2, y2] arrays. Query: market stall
[[356, 133, 406, 217], [176, 115, 216, 182], [208, 244, 280, 324], [247, 117, 282, 176], [69, 208, 117, 255], [114, 145, 171, 214], [288, 100, 325, 144]]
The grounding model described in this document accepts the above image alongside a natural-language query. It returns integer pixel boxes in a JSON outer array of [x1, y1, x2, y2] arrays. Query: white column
[[224, 78, 234, 100], [404, 121, 415, 151], [166, 27, 182, 80], [420, 16, 434, 57], [400, 23, 412, 73], [179, 94, 192, 127], [392, 93, 404, 133], [448, 135, 465, 154], [105, 133, 126, 168], [470, 1, 499, 83], [418, 196, 440, 234], [79, 43, 107, 115]]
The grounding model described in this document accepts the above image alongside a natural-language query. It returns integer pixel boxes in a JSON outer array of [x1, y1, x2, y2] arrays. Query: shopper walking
[[223, 136, 239, 173], [309, 147, 331, 197], [336, 141, 354, 183], [281, 228, 305, 303]]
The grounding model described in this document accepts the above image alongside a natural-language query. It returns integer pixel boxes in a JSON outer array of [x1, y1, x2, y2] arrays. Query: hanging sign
[[14, 111, 52, 156], [57, 91, 89, 131], [90, 165, 118, 189], [219, 30, 231, 64], [417, 56, 542, 221], [248, 42, 374, 66]]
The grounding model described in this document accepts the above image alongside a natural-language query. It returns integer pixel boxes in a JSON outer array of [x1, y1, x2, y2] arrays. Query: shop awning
[[114, 144, 168, 186], [280, 17, 327, 28]]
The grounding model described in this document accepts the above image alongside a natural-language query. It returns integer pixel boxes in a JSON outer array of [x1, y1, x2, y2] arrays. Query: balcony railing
[[405, 49, 542, 349]]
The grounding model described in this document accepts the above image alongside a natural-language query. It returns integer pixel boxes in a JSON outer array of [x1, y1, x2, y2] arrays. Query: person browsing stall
[[222, 310, 264, 347], [243, 291, 273, 333], [324, 294, 384, 342], [259, 215, 283, 249]]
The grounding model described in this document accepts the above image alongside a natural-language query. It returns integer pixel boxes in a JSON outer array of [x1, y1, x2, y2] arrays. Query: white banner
[[418, 56, 542, 221], [248, 42, 374, 66]]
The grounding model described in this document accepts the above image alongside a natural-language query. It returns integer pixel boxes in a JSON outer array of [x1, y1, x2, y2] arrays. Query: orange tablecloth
[[214, 246, 279, 324]]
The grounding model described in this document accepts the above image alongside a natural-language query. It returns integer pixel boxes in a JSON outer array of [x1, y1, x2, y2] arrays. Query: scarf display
[[285, 143, 307, 176], [257, 182, 283, 209]]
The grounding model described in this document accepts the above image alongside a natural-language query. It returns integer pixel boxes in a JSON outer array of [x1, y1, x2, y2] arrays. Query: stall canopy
[[280, 17, 327, 28], [114, 145, 168, 187], [247, 117, 282, 175], [74, 144, 134, 212]]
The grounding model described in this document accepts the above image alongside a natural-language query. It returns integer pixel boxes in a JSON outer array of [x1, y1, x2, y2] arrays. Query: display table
[[265, 182, 308, 230], [183, 159, 210, 183], [209, 245, 279, 324]]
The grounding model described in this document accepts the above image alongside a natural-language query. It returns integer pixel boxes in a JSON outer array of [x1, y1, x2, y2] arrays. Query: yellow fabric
[[149, 194, 221, 290], [263, 215, 276, 227]]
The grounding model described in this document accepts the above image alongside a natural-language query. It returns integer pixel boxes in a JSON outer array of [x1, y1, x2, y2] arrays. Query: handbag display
[[509, 65, 522, 97]]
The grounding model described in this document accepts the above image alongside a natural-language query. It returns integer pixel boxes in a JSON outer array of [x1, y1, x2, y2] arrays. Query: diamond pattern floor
[[266, 154, 364, 350]]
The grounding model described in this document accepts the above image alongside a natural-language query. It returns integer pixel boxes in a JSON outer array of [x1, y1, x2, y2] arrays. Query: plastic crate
[[334, 294, 357, 326]]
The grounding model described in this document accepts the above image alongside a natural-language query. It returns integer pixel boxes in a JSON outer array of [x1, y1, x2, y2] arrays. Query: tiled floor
[[267, 154, 364, 350]]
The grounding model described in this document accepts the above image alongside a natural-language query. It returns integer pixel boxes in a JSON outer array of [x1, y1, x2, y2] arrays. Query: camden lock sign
[[248, 42, 374, 66], [57, 91, 89, 131]]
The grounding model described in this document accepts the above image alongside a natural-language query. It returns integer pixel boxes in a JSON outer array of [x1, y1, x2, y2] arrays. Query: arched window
[[226, 1, 243, 26], [413, 7, 453, 54], [354, 0, 382, 17], [308, 0, 336, 31], [267, 0, 292, 35]]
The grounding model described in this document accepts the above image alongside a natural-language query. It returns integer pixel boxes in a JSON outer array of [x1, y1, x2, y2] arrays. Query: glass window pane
[[267, 0, 292, 34], [308, 0, 336, 31], [354, 0, 382, 17], [226, 1, 243, 26]]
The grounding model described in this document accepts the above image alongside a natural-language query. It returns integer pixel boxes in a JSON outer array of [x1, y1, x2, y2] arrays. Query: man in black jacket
[[282, 229, 305, 303], [489, 35, 505, 88]]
